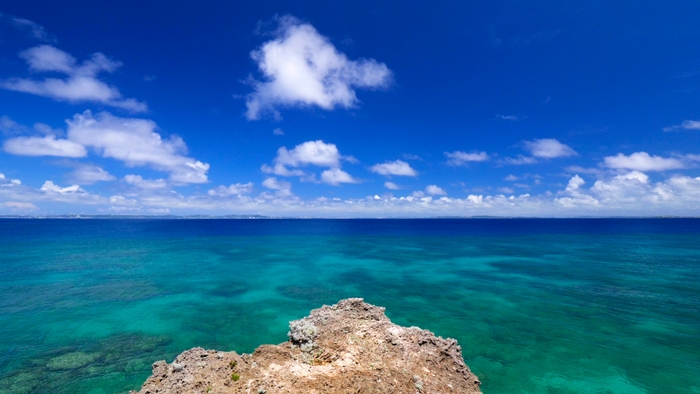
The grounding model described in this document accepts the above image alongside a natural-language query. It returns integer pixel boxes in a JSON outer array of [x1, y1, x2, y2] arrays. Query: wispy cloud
[[384, 181, 400, 190], [3, 134, 87, 157], [123, 175, 169, 190], [1, 45, 147, 112], [67, 165, 115, 185], [502, 138, 577, 165], [245, 16, 392, 120], [3, 15, 56, 42], [445, 151, 489, 166], [663, 120, 700, 132], [370, 160, 417, 177], [208, 182, 254, 196]]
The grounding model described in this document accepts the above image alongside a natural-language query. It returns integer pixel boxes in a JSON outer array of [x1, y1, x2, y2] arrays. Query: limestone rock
[[130, 298, 481, 393]]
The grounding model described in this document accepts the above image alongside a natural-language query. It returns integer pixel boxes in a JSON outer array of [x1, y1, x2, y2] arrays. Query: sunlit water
[[0, 219, 698, 393]]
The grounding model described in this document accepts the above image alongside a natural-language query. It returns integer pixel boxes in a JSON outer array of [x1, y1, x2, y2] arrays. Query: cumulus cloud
[[603, 152, 686, 172], [262, 140, 355, 179], [384, 181, 400, 190], [663, 120, 700, 132], [6, 167, 700, 217], [245, 16, 391, 120], [67, 111, 209, 184], [123, 175, 169, 189], [524, 138, 577, 158], [0, 173, 21, 187], [208, 182, 254, 196], [565, 175, 585, 192], [2, 112, 208, 184], [274, 140, 340, 167], [370, 160, 417, 177], [425, 185, 447, 195], [262, 177, 293, 197], [3, 134, 87, 157], [67, 165, 115, 185], [320, 168, 358, 185], [504, 174, 519, 181], [445, 151, 489, 166], [1, 45, 146, 112], [273, 128, 284, 135]]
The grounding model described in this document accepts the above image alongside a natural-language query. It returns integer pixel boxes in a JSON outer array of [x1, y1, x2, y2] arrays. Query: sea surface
[[0, 219, 698, 393]]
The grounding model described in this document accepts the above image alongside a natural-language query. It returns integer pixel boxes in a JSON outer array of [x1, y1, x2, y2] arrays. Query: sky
[[0, 1, 699, 217]]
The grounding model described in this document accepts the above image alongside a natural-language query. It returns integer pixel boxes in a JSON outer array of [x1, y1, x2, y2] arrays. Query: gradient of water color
[[0, 219, 698, 393]]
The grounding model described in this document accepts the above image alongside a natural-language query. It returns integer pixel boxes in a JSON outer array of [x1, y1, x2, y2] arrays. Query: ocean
[[0, 219, 698, 393]]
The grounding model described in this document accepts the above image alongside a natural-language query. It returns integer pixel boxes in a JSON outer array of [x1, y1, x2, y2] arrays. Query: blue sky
[[1, 1, 699, 216]]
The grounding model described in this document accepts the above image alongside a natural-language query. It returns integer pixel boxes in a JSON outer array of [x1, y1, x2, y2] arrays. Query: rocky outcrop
[[131, 298, 482, 393]]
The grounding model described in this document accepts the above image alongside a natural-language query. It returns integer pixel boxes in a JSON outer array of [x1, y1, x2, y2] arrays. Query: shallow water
[[0, 219, 698, 393]]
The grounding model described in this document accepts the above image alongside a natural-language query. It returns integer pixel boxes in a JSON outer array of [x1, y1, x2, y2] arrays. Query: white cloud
[[496, 114, 519, 121], [273, 128, 284, 135], [68, 165, 115, 185], [320, 168, 358, 185], [208, 182, 254, 196], [502, 155, 538, 165], [467, 195, 483, 204], [502, 139, 576, 165], [589, 172, 651, 203], [1, 45, 147, 112], [40, 180, 86, 194], [67, 111, 209, 184], [504, 174, 518, 181], [445, 151, 489, 166], [0, 173, 21, 187], [663, 120, 700, 132], [370, 160, 417, 177], [524, 138, 577, 158], [425, 185, 446, 195], [603, 152, 686, 172], [384, 181, 400, 190], [4, 201, 38, 210], [3, 134, 87, 157], [565, 175, 585, 192], [245, 16, 391, 120], [262, 177, 293, 197], [275, 140, 341, 167], [6, 166, 700, 217], [263, 140, 352, 177], [402, 154, 422, 161], [564, 165, 605, 176], [123, 175, 169, 189]]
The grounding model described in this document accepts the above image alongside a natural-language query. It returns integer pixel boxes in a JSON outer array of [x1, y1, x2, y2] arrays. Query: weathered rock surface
[[131, 298, 481, 394]]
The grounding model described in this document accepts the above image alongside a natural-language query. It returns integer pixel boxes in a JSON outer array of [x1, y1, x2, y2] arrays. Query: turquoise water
[[0, 219, 699, 393]]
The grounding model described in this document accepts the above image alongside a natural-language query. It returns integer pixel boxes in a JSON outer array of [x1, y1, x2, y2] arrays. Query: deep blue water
[[0, 219, 698, 393]]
